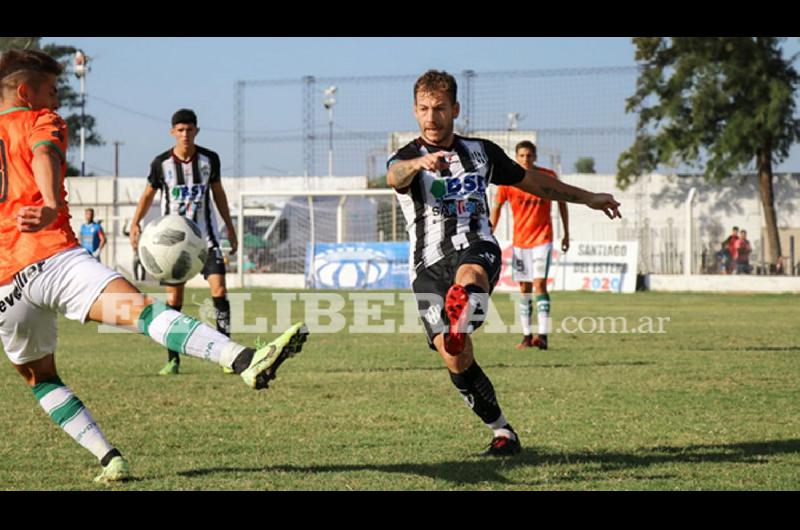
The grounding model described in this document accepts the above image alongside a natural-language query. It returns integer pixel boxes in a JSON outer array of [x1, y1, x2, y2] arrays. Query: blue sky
[[42, 37, 800, 178]]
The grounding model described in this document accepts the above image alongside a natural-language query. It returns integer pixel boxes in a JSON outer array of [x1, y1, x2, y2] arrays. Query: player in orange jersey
[[490, 141, 569, 350], [0, 49, 307, 483]]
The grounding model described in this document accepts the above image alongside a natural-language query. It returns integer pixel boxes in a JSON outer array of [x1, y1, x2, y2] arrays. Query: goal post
[[235, 189, 406, 289]]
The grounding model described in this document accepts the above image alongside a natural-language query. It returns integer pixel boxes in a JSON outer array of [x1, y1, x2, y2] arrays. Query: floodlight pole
[[323, 86, 337, 177], [74, 50, 88, 177]]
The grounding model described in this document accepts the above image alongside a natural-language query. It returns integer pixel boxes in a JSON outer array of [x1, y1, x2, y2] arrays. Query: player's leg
[[1, 278, 128, 482], [511, 246, 535, 348], [205, 244, 234, 373], [517, 281, 534, 349], [88, 276, 307, 389], [36, 247, 303, 391], [208, 275, 230, 336], [204, 246, 231, 338], [415, 244, 520, 456], [531, 243, 553, 350], [158, 283, 184, 375]]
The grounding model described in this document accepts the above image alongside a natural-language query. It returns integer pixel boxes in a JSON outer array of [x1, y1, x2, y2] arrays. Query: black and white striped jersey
[[147, 146, 222, 248], [387, 135, 526, 279]]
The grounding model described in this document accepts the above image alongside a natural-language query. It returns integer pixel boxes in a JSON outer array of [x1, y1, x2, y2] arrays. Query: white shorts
[[511, 242, 553, 283], [0, 247, 122, 365]]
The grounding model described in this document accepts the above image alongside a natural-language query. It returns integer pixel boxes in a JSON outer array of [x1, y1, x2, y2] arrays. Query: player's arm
[[558, 200, 570, 252], [386, 151, 449, 191], [515, 168, 621, 220], [97, 225, 107, 254], [489, 188, 507, 235], [129, 185, 158, 249], [209, 180, 238, 255], [17, 146, 63, 232]]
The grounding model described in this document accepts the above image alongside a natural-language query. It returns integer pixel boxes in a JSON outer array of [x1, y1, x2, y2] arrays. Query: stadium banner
[[306, 242, 411, 289], [495, 240, 639, 294]]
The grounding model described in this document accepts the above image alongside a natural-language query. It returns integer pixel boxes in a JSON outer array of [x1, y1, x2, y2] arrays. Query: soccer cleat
[[516, 335, 534, 349], [532, 334, 548, 350], [94, 456, 131, 483], [240, 322, 308, 390], [481, 434, 522, 457], [444, 284, 470, 355], [222, 366, 235, 374], [158, 358, 179, 375]]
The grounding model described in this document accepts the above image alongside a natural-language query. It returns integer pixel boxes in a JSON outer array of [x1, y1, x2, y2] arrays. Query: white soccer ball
[[138, 215, 207, 284]]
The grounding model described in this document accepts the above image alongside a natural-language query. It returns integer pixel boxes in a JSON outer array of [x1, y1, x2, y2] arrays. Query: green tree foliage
[[618, 37, 800, 265], [574, 157, 596, 173]]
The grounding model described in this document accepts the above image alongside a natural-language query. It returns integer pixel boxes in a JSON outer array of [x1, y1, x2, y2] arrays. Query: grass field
[[1, 289, 798, 490]]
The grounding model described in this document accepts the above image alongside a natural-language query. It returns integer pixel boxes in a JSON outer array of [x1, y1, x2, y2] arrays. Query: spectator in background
[[80, 208, 106, 261], [735, 230, 752, 274], [721, 226, 739, 274]]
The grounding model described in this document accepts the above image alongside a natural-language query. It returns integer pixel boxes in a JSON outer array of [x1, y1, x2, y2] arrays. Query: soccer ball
[[138, 215, 207, 284]]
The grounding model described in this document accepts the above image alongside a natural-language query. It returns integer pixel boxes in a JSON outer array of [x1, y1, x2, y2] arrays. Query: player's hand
[[227, 230, 238, 256], [417, 151, 449, 173], [17, 206, 59, 232], [561, 236, 570, 253], [587, 193, 622, 220], [129, 223, 141, 249]]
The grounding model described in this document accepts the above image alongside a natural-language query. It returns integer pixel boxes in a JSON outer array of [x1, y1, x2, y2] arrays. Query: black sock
[[213, 296, 231, 337], [448, 361, 502, 425], [167, 303, 182, 364], [231, 348, 256, 374], [100, 448, 122, 467]]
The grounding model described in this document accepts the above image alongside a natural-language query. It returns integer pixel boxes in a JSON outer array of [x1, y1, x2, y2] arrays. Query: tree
[[574, 157, 596, 173], [617, 37, 800, 266], [1, 37, 104, 175]]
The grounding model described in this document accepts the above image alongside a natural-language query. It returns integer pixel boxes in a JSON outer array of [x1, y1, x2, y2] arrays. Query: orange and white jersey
[[494, 165, 558, 248], [0, 106, 78, 285]]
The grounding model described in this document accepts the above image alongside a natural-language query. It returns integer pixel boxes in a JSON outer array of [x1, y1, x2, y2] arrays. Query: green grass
[[1, 289, 798, 490]]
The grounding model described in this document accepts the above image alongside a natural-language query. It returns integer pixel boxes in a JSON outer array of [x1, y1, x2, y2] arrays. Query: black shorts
[[201, 246, 227, 279], [411, 240, 502, 350], [160, 245, 226, 286]]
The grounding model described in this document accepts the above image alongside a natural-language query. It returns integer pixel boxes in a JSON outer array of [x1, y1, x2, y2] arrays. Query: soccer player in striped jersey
[[387, 70, 620, 456], [129, 109, 238, 376], [0, 49, 308, 483], [490, 141, 569, 350]]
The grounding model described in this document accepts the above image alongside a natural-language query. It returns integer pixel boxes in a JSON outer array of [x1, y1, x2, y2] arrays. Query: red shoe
[[516, 335, 534, 349], [443, 284, 470, 355], [532, 334, 548, 350]]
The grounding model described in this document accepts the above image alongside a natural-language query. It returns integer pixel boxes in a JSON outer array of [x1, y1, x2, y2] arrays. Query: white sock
[[519, 294, 533, 336], [33, 378, 114, 461], [536, 295, 551, 335], [139, 301, 244, 365], [487, 414, 517, 440]]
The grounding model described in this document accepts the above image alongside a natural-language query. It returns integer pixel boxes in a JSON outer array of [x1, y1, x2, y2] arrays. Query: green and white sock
[[519, 294, 533, 336], [33, 377, 114, 461], [138, 300, 245, 368], [536, 293, 551, 335]]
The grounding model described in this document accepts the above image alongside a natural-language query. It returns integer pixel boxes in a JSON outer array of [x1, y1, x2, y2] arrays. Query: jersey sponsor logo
[[429, 174, 487, 200], [171, 183, 207, 215], [431, 199, 488, 218]]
